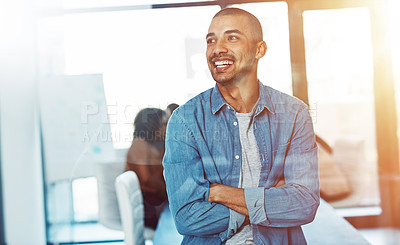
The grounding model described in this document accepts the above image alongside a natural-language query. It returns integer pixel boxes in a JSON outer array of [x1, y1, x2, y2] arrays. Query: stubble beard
[[211, 71, 236, 85], [210, 64, 253, 86]]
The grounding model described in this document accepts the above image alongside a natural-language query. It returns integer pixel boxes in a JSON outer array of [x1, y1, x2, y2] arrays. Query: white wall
[[0, 0, 46, 244]]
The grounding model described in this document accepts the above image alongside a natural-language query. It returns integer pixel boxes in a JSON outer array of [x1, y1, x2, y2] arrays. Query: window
[[63, 6, 220, 149], [303, 7, 380, 210], [42, 5, 221, 243]]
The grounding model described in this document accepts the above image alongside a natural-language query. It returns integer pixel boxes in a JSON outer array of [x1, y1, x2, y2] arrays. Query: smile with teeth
[[215, 60, 234, 68]]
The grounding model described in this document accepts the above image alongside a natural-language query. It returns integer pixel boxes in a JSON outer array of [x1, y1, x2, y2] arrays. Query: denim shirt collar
[[211, 80, 276, 115]]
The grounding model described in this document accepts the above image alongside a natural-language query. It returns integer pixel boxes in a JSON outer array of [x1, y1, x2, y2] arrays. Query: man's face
[[206, 15, 259, 85]]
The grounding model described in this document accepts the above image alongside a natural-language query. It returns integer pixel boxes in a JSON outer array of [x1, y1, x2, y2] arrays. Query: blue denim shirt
[[163, 82, 320, 245]]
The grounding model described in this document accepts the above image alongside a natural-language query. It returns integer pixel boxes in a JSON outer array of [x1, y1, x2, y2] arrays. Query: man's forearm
[[227, 203, 249, 216], [208, 183, 249, 216]]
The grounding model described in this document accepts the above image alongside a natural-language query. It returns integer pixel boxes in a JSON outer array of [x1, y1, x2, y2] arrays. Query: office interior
[[0, 0, 399, 244]]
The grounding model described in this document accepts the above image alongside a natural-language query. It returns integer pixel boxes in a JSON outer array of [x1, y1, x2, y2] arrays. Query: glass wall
[[303, 7, 380, 209], [39, 4, 221, 244], [62, 2, 292, 149], [63, 6, 219, 149]]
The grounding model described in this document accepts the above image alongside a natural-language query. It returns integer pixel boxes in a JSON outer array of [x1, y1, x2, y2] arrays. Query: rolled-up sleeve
[[244, 187, 269, 225], [163, 111, 243, 240], [245, 106, 320, 227]]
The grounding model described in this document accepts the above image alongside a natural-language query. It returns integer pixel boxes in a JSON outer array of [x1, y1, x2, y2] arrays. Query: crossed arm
[[208, 183, 249, 215], [163, 107, 319, 238], [208, 179, 286, 216], [207, 184, 252, 229]]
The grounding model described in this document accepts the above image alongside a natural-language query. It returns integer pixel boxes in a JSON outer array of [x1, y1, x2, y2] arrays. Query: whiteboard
[[39, 74, 116, 183]]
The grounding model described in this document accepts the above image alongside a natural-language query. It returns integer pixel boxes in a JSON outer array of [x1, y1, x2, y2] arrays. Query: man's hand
[[208, 183, 249, 216], [208, 183, 222, 203]]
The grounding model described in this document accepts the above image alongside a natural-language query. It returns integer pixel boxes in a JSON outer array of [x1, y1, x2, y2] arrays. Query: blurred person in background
[[125, 107, 168, 229], [166, 103, 179, 119]]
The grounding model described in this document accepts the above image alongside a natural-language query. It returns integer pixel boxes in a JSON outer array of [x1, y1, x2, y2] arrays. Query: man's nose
[[214, 40, 228, 55]]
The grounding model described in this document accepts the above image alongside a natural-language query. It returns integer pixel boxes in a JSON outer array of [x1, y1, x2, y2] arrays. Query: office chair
[[115, 171, 155, 245], [95, 162, 125, 230]]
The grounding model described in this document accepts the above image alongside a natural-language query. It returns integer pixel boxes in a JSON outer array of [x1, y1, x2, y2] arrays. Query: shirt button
[[235, 155, 240, 159], [233, 121, 238, 126]]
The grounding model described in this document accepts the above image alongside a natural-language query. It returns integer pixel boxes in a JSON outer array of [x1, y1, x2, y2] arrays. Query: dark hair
[[213, 8, 263, 42], [167, 103, 179, 113], [133, 108, 166, 145], [166, 103, 179, 118]]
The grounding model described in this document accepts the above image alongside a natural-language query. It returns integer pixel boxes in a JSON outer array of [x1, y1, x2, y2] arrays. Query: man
[[163, 8, 319, 245]]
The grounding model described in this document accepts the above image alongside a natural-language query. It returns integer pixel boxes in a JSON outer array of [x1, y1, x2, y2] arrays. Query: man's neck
[[217, 78, 259, 113]]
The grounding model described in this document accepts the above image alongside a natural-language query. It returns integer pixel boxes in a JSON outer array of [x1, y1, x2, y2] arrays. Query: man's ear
[[255, 41, 267, 59]]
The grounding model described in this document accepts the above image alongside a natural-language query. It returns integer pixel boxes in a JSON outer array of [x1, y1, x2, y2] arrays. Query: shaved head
[[213, 8, 263, 42]]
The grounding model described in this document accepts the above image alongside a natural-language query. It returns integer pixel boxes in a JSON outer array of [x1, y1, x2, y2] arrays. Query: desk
[[153, 200, 370, 245]]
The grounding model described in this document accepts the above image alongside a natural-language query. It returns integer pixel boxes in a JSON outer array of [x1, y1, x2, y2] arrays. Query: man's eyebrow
[[206, 29, 244, 39], [225, 29, 244, 35], [206, 32, 215, 39]]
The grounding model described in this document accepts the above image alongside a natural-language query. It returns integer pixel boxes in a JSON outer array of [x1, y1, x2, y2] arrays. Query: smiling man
[[163, 8, 319, 245]]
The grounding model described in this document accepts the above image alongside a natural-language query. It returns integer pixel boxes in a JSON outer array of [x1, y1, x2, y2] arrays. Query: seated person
[[125, 108, 168, 229], [166, 103, 179, 119]]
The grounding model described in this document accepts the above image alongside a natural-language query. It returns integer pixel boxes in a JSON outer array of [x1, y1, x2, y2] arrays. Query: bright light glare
[[303, 7, 380, 208], [72, 177, 98, 221], [63, 7, 218, 149], [389, 0, 400, 66], [63, 3, 293, 149]]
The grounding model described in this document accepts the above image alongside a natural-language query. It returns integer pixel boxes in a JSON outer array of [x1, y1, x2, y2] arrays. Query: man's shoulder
[[167, 88, 213, 136], [172, 88, 213, 119]]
